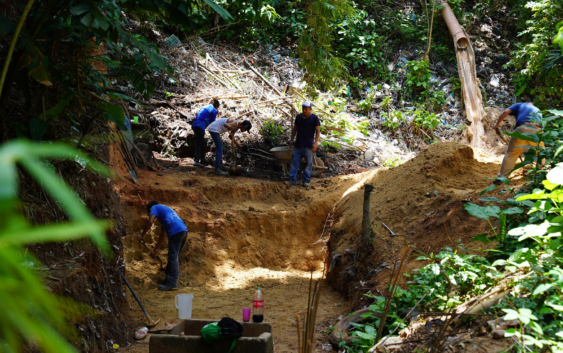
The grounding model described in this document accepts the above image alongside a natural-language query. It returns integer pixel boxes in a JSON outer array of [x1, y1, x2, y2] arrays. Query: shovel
[[495, 128, 509, 145], [228, 135, 243, 176], [140, 239, 165, 272]]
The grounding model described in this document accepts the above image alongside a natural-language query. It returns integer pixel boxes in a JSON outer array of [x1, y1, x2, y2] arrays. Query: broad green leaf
[[0, 14, 16, 35], [543, 179, 560, 191], [480, 184, 496, 195], [27, 62, 52, 86], [29, 118, 48, 141], [515, 84, 526, 96], [201, 0, 233, 20], [99, 102, 127, 130], [465, 203, 500, 220], [547, 110, 563, 117], [533, 283, 554, 295], [355, 331, 375, 340], [472, 233, 494, 243], [502, 207, 524, 215], [504, 130, 539, 143], [502, 309, 520, 321], [0, 220, 108, 249], [37, 94, 73, 121]]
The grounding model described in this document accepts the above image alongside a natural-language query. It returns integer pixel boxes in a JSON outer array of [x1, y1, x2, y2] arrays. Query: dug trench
[[114, 141, 514, 352]]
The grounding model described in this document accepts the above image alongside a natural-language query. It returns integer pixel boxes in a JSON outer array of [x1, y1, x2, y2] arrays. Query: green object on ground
[[165, 35, 181, 47], [200, 323, 237, 353], [134, 116, 138, 123]]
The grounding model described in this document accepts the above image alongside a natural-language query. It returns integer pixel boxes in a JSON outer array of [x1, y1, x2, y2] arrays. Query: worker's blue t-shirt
[[294, 113, 320, 149], [192, 105, 217, 130], [508, 103, 542, 127], [150, 205, 187, 237]]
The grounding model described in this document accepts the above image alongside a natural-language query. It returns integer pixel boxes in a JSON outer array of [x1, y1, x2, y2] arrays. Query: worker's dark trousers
[[165, 231, 188, 287], [192, 126, 206, 164]]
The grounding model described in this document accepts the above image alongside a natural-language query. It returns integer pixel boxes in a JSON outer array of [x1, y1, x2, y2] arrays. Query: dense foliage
[[338, 109, 563, 352]]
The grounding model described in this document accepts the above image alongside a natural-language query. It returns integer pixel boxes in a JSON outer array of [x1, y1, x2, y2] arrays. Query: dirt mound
[[326, 142, 502, 305]]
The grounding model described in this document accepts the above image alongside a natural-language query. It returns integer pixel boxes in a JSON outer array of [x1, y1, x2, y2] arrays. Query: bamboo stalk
[[0, 0, 36, 99]]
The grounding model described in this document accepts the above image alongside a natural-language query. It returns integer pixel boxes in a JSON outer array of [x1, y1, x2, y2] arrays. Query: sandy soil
[[108, 140, 518, 352], [109, 145, 376, 352]]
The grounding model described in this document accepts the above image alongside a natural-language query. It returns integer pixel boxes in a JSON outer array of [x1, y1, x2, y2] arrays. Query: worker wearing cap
[[493, 102, 543, 184], [138, 201, 188, 291], [207, 118, 252, 176], [191, 99, 220, 167], [287, 102, 321, 188]]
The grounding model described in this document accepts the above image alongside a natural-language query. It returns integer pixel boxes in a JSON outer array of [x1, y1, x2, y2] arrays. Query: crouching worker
[[207, 118, 252, 176], [138, 201, 188, 291], [493, 102, 543, 184]]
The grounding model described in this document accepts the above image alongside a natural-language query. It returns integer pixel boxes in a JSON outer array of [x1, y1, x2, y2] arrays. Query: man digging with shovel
[[138, 201, 188, 291], [492, 102, 543, 185]]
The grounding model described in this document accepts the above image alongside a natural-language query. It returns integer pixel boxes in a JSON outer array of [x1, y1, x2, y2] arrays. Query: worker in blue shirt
[[191, 99, 220, 167], [138, 201, 188, 291], [493, 102, 543, 183]]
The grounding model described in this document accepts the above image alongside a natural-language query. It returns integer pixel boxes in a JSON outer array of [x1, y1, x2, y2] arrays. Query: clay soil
[[110, 141, 518, 352]]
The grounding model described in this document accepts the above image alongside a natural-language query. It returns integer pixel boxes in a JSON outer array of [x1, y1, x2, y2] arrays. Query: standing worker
[[207, 117, 252, 176], [138, 201, 188, 291], [493, 102, 543, 184], [287, 101, 321, 188], [191, 99, 220, 167]]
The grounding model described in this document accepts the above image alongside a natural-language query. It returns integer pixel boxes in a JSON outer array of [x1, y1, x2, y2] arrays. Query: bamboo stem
[[0, 0, 36, 100]]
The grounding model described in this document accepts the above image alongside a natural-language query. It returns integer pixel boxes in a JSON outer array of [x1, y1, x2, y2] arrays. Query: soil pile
[[327, 142, 502, 304]]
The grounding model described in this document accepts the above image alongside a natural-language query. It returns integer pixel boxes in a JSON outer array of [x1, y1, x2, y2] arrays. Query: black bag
[[217, 317, 243, 339]]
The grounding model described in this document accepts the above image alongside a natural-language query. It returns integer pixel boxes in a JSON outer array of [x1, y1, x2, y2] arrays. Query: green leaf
[[543, 179, 560, 191], [515, 84, 527, 96], [465, 203, 500, 220], [504, 131, 539, 143], [533, 283, 554, 295], [547, 110, 563, 117], [0, 14, 16, 35], [37, 94, 73, 121], [472, 233, 493, 243], [99, 102, 127, 130], [107, 92, 142, 106], [0, 220, 109, 249], [480, 184, 496, 195], [502, 308, 520, 321], [201, 0, 233, 20], [502, 207, 524, 215], [29, 117, 48, 141], [479, 197, 500, 202]]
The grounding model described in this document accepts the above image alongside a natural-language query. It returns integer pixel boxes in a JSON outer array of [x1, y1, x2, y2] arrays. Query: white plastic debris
[[135, 327, 148, 340]]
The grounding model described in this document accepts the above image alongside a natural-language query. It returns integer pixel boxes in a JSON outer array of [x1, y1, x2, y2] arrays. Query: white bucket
[[175, 294, 194, 319]]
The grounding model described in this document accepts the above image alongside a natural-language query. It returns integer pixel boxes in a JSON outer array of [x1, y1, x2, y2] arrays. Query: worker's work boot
[[158, 284, 177, 291], [193, 160, 204, 167], [285, 181, 296, 186], [302, 183, 311, 189], [214, 169, 228, 176]]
